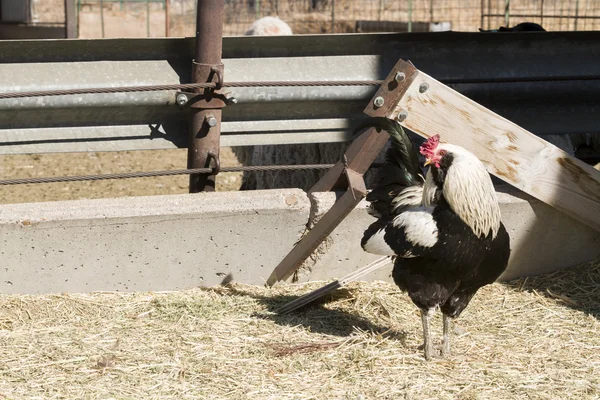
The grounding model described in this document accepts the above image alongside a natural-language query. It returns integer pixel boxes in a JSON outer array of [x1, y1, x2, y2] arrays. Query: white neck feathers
[[426, 145, 502, 239]]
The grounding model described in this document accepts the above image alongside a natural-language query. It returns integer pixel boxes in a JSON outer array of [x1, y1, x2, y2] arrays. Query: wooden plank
[[266, 169, 367, 286], [391, 68, 600, 233]]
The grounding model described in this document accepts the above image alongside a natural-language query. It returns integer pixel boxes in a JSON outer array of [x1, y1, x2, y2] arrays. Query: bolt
[[373, 96, 385, 108], [396, 110, 408, 122], [419, 82, 429, 93], [176, 93, 188, 106], [205, 115, 218, 127], [228, 97, 238, 104], [394, 71, 406, 82]]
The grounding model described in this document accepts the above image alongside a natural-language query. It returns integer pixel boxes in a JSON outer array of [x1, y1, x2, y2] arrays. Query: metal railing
[[1, 31, 600, 187], [1, 31, 598, 150]]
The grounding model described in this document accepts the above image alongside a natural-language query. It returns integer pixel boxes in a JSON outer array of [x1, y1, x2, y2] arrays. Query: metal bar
[[147, 0, 151, 38], [430, 0, 434, 23], [481, 13, 599, 19], [266, 169, 367, 286], [189, 0, 225, 193], [480, 0, 485, 29], [331, 0, 335, 33], [100, 0, 105, 38], [165, 0, 169, 37], [505, 0, 510, 27], [540, 0, 544, 26], [408, 0, 413, 32], [65, 0, 77, 38], [574, 0, 580, 31]]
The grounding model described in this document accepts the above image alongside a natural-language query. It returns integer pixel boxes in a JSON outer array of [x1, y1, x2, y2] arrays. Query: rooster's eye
[[438, 150, 448, 157]]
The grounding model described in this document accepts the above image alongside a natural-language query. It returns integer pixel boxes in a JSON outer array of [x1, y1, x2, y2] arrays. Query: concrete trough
[[0, 186, 599, 294]]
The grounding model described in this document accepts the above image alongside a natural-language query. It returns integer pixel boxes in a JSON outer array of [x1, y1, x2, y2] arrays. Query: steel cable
[[0, 80, 383, 100], [0, 164, 337, 186]]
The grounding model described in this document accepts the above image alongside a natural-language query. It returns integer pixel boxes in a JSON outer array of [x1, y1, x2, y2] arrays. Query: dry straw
[[0, 259, 598, 399]]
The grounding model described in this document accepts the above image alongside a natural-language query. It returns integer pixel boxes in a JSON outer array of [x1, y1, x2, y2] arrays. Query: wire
[[0, 80, 384, 100], [0, 164, 336, 186]]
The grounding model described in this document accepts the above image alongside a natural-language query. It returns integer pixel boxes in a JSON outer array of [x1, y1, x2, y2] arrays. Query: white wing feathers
[[392, 207, 439, 250]]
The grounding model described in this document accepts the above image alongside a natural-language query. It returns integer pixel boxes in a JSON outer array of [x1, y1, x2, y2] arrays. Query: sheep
[[244, 16, 293, 36]]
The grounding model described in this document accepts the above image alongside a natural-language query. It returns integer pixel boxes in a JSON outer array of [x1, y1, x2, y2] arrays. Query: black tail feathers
[[354, 117, 423, 217]]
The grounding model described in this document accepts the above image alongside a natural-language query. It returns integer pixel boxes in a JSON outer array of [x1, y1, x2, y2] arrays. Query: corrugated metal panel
[[1, 0, 30, 23]]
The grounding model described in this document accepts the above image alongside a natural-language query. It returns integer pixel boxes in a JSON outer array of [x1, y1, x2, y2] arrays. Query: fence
[[1, 31, 599, 293], [74, 0, 600, 38]]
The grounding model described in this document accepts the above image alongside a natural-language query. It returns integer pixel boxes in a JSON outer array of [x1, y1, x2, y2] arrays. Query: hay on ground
[[0, 259, 599, 399]]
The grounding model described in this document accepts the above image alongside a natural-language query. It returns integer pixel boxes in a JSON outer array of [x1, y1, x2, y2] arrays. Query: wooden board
[[390, 68, 600, 233]]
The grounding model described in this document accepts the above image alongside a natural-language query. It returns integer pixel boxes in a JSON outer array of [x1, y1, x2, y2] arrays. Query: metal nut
[[396, 110, 408, 122], [394, 71, 406, 82], [205, 115, 218, 127], [176, 93, 188, 106], [373, 96, 385, 108], [419, 82, 429, 93]]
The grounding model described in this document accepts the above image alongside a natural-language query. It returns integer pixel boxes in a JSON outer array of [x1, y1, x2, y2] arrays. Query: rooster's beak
[[424, 158, 432, 167]]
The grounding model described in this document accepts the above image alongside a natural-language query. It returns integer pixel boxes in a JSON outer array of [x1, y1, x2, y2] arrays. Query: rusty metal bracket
[[187, 62, 227, 109], [266, 58, 419, 286], [207, 151, 221, 175]]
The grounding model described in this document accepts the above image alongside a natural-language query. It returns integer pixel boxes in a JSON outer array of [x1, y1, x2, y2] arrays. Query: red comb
[[419, 134, 440, 157]]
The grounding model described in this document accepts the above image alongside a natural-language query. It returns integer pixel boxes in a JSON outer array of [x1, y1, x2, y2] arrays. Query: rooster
[[361, 118, 511, 360]]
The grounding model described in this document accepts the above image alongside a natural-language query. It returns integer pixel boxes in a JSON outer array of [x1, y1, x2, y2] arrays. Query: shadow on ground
[[210, 283, 408, 343]]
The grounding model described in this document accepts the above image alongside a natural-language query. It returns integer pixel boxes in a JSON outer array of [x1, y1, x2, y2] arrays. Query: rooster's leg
[[442, 314, 451, 357], [420, 308, 434, 360]]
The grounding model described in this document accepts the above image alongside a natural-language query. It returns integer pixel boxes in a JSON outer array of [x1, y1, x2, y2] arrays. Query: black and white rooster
[[361, 118, 511, 360]]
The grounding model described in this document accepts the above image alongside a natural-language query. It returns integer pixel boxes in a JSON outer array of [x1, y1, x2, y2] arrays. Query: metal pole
[[480, 0, 485, 29], [540, 0, 544, 27], [65, 0, 77, 38], [487, 0, 491, 29], [574, 0, 580, 31], [165, 0, 169, 37], [408, 0, 413, 32], [188, 0, 225, 193], [331, 0, 335, 33], [147, 0, 151, 37], [255, 0, 260, 18], [378, 0, 384, 21], [430, 0, 434, 23], [100, 0, 105, 38], [504, 0, 510, 27]]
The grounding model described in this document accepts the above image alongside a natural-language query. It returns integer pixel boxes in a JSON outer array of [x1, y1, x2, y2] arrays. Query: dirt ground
[[0, 148, 243, 205]]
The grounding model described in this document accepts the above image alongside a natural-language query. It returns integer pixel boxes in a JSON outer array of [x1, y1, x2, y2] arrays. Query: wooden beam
[[369, 61, 600, 233], [266, 169, 367, 286]]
